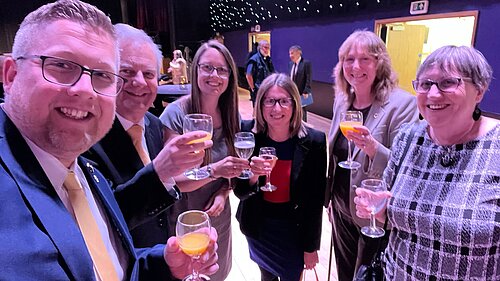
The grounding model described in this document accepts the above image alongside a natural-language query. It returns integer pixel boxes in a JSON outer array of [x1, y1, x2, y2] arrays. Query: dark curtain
[[136, 0, 170, 32]]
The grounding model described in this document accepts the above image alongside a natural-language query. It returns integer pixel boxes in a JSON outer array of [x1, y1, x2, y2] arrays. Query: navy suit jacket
[[84, 112, 177, 248], [0, 109, 171, 280], [288, 58, 313, 107]]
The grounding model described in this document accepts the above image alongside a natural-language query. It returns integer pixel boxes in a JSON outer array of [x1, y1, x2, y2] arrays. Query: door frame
[[248, 31, 271, 53], [374, 10, 479, 46]]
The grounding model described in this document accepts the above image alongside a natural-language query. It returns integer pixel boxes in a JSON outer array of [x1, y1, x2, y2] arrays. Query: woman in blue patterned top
[[355, 45, 500, 280]]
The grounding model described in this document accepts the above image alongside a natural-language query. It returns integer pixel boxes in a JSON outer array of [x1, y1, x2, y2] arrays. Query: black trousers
[[260, 266, 279, 281], [250, 88, 258, 108], [331, 209, 381, 281]]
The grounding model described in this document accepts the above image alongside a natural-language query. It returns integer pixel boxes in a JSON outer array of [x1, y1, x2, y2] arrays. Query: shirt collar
[[23, 135, 75, 193], [116, 113, 145, 131]]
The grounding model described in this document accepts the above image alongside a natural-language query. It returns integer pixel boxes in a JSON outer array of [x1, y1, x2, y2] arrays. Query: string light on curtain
[[209, 0, 395, 32]]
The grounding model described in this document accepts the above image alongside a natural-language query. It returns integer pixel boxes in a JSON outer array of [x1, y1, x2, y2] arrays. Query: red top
[[263, 159, 292, 203]]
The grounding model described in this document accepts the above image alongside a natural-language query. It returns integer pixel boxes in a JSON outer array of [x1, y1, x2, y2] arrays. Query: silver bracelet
[[206, 164, 217, 179]]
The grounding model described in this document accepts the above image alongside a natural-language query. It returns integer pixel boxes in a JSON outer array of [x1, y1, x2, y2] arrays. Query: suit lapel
[[144, 114, 162, 160], [352, 100, 386, 160], [79, 158, 136, 259], [297, 59, 304, 76], [0, 111, 95, 280], [290, 136, 309, 198], [104, 119, 145, 174]]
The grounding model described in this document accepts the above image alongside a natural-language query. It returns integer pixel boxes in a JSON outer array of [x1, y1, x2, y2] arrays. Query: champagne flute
[[259, 147, 278, 192], [183, 114, 213, 180], [234, 132, 255, 179], [338, 110, 363, 169], [176, 210, 212, 281], [357, 179, 387, 238]]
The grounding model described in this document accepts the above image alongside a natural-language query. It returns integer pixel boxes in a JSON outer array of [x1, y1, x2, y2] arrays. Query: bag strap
[[327, 226, 334, 281], [300, 268, 320, 281]]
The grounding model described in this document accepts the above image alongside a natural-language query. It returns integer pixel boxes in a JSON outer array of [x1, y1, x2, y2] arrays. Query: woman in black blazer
[[234, 73, 327, 281]]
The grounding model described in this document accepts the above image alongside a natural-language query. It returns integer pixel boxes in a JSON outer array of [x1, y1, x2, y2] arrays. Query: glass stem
[[370, 212, 377, 229], [347, 140, 353, 163], [191, 257, 200, 280], [266, 171, 271, 186]]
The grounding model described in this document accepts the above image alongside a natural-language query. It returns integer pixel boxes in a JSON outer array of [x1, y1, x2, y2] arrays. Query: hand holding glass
[[259, 147, 278, 192], [183, 114, 213, 180], [176, 210, 212, 281], [234, 132, 255, 179], [338, 110, 363, 169], [356, 179, 387, 238]]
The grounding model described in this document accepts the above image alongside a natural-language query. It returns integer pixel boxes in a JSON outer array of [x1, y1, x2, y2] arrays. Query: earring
[[472, 104, 481, 121]]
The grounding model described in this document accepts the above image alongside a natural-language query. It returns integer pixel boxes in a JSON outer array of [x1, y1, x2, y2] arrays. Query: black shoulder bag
[[354, 125, 417, 281]]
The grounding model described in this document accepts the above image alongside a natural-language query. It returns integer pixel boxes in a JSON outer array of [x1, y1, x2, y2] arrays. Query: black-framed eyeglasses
[[262, 98, 294, 108], [197, 63, 231, 79], [412, 77, 472, 94], [15, 55, 126, 96]]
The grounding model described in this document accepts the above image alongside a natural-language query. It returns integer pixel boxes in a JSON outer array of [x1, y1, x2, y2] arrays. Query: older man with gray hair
[[84, 23, 214, 249], [246, 39, 274, 107]]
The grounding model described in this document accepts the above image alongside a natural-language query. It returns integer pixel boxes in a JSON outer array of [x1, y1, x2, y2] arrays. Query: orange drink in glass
[[338, 111, 363, 169], [176, 210, 212, 281]]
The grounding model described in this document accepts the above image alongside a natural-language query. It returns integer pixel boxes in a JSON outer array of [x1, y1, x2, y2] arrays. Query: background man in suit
[[85, 23, 210, 248], [288, 45, 313, 122], [246, 40, 274, 107], [0, 0, 217, 280]]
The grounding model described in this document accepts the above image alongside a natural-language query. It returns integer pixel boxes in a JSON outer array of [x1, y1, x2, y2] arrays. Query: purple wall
[[225, 0, 500, 114]]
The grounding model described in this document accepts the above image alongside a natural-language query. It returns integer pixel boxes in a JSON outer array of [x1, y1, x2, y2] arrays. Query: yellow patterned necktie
[[127, 124, 151, 165], [64, 171, 119, 281]]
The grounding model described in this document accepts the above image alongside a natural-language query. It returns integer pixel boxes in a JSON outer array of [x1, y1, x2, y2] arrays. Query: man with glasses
[[246, 40, 274, 107], [0, 0, 217, 280], [84, 23, 211, 248]]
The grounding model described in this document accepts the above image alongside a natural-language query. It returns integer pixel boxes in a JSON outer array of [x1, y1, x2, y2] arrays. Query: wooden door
[[385, 24, 428, 94]]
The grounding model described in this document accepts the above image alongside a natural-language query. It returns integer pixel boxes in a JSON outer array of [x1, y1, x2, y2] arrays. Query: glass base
[[237, 169, 254, 179], [184, 168, 210, 180], [183, 274, 210, 281], [361, 226, 385, 238], [260, 184, 277, 192], [338, 160, 361, 170]]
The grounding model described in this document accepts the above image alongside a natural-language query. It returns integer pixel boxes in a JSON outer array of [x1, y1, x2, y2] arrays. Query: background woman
[[325, 30, 419, 280], [355, 45, 500, 280], [160, 40, 249, 281], [234, 73, 327, 281], [169, 49, 188, 84]]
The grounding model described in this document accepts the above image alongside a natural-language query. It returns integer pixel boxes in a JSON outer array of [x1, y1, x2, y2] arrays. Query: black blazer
[[84, 112, 177, 248], [288, 58, 312, 95], [234, 127, 327, 252]]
